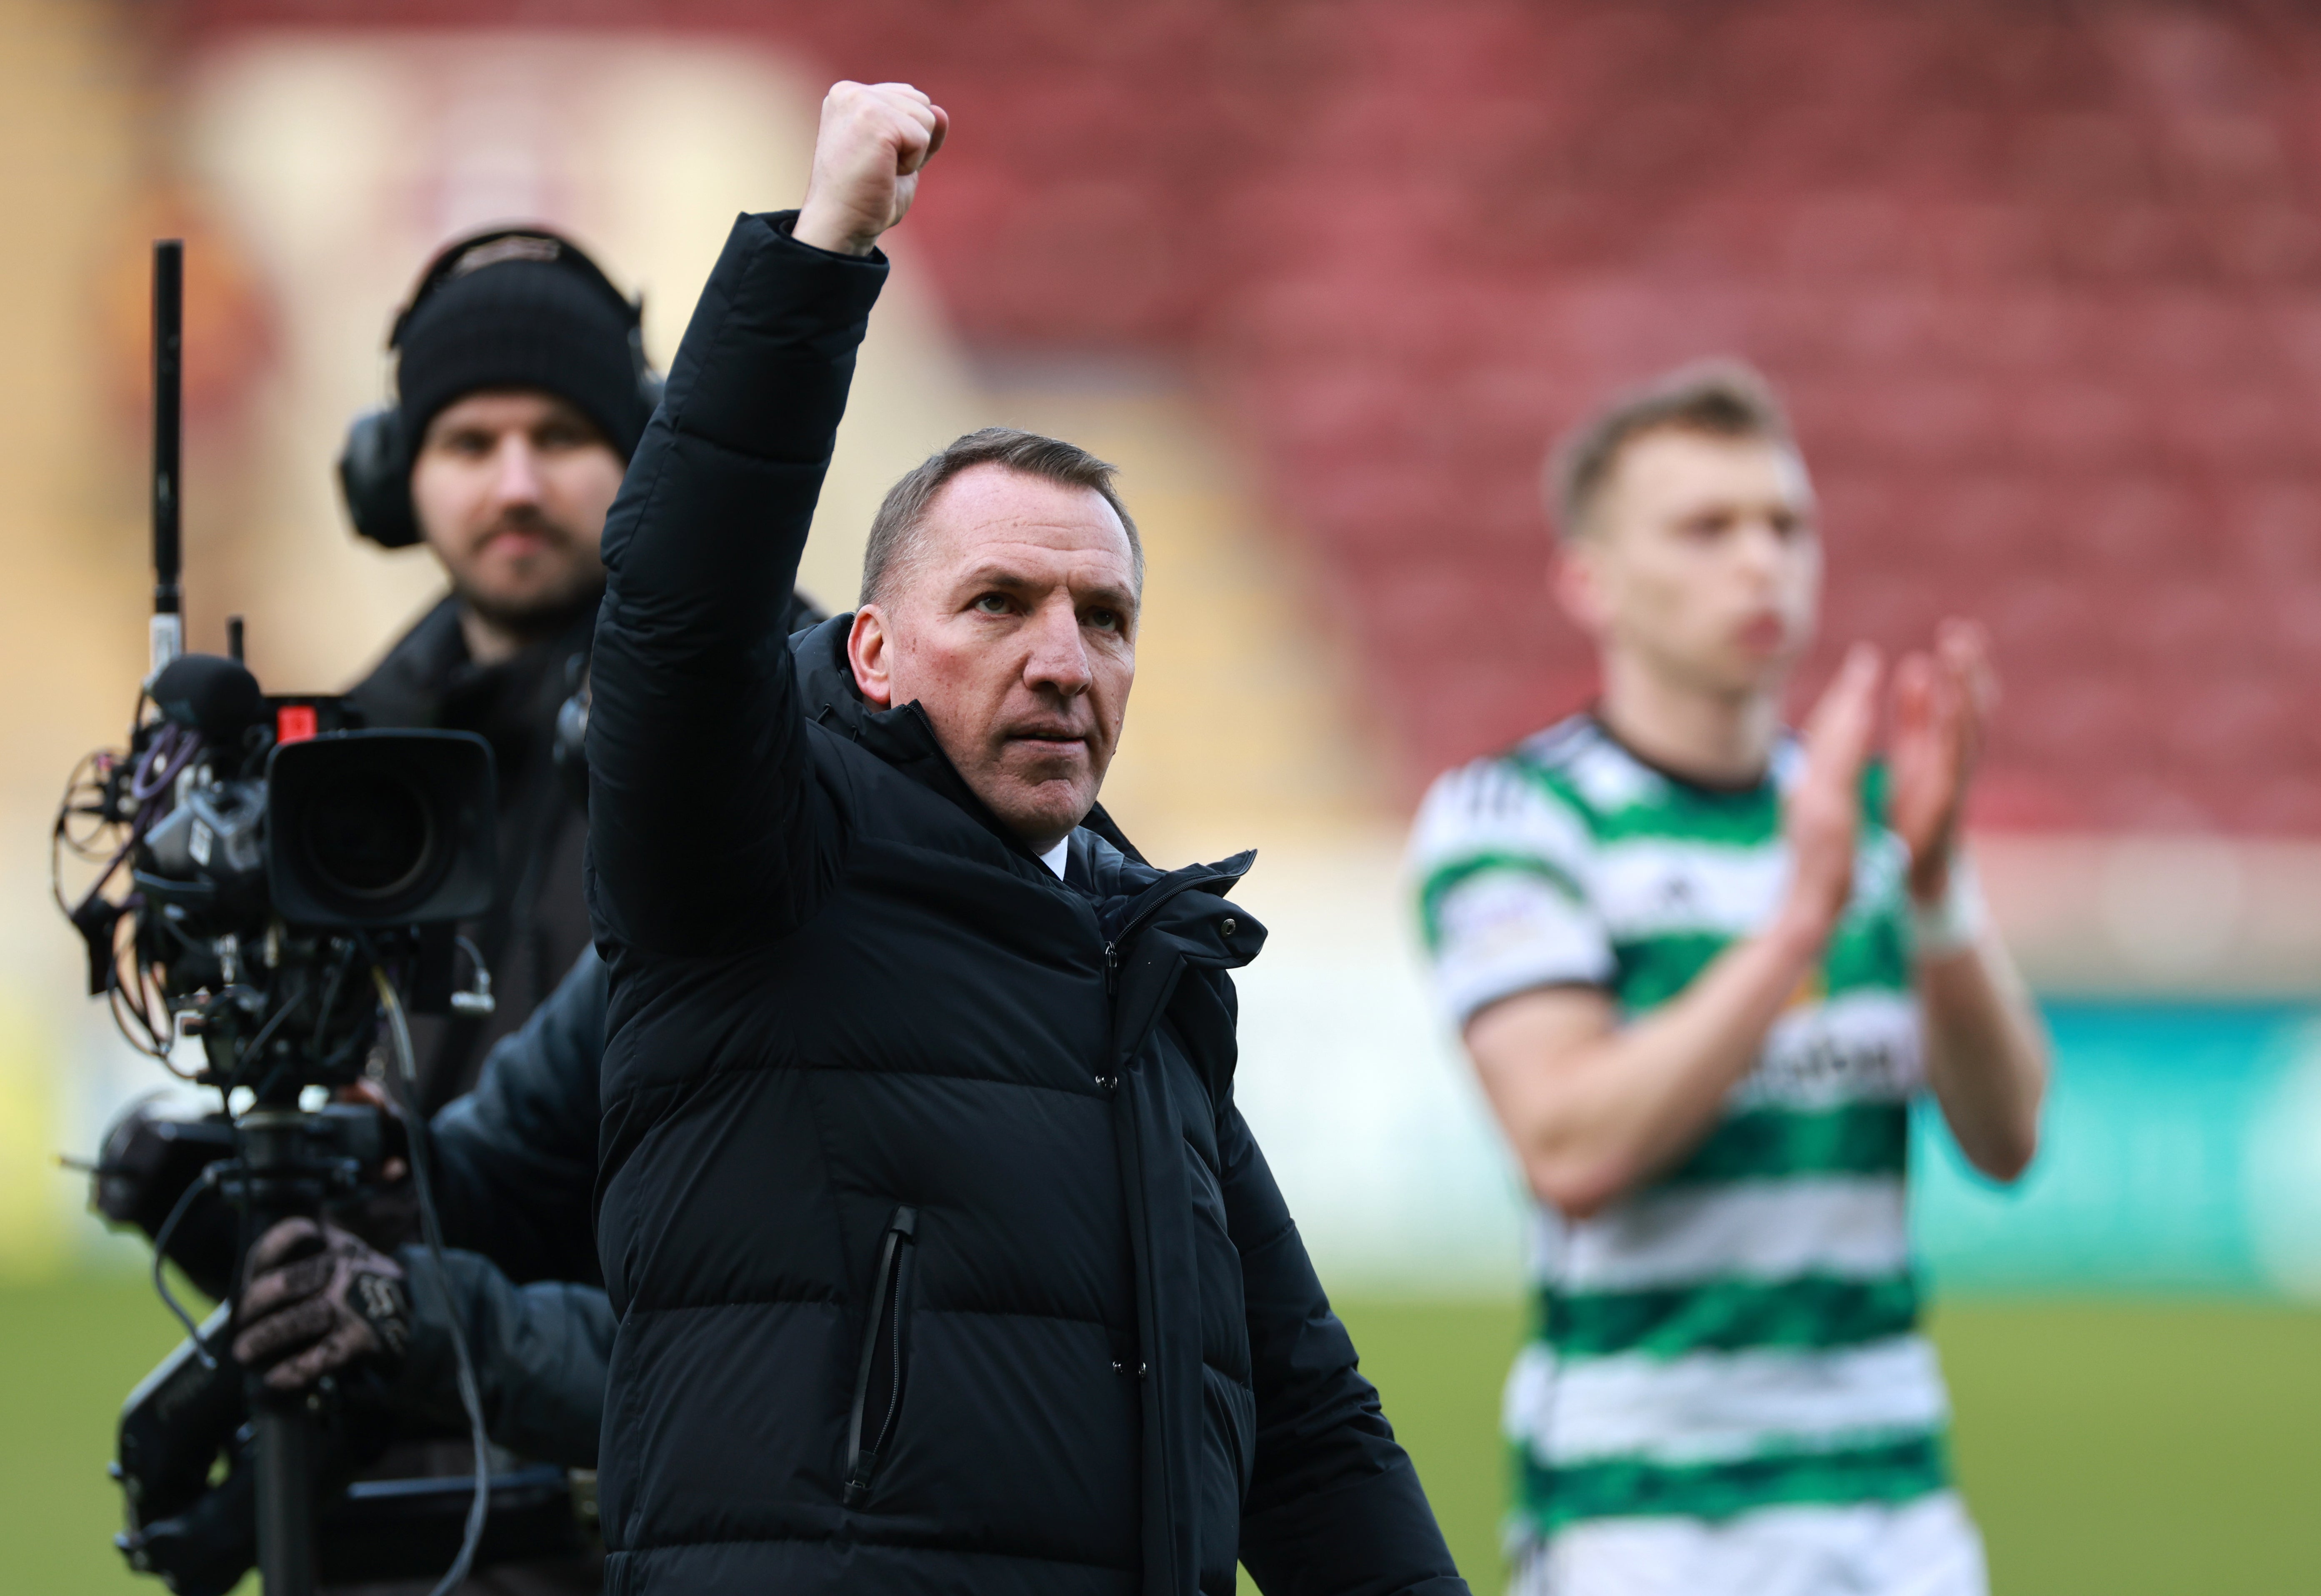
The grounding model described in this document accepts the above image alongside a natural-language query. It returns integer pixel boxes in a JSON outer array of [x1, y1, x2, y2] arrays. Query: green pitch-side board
[[1913, 1001, 2321, 1297]]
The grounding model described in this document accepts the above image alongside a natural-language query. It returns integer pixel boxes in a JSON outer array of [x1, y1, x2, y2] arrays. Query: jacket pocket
[[843, 1205, 918, 1506]]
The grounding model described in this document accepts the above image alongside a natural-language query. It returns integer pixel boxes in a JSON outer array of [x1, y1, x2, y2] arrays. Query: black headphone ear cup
[[337, 407, 421, 549]]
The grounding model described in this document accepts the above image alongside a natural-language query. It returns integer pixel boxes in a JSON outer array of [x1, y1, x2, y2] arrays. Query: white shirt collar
[[1038, 837, 1070, 879]]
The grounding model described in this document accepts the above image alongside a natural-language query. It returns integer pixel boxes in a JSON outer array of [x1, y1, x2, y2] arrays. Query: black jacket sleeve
[[395, 1246, 617, 1468], [1223, 1108, 1469, 1596], [425, 948, 608, 1288], [586, 211, 888, 956]]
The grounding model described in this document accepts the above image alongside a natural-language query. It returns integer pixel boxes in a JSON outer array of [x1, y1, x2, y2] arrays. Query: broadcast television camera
[[67, 655, 498, 1062], [53, 240, 568, 1596]]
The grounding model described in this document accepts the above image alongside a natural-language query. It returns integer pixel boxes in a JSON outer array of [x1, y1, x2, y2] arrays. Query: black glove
[[232, 1218, 411, 1392]]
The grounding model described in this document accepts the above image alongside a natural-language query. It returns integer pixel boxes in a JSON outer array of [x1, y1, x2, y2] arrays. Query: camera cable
[[148, 1162, 223, 1367], [372, 966, 492, 1596]]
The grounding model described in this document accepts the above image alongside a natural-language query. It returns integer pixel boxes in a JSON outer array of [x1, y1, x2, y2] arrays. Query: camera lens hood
[[263, 731, 496, 928]]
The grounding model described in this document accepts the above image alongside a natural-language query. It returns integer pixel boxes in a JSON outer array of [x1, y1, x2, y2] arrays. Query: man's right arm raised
[[586, 83, 944, 955]]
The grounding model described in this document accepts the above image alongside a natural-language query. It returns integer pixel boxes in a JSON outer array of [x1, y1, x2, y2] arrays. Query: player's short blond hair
[[1547, 360, 1794, 540]]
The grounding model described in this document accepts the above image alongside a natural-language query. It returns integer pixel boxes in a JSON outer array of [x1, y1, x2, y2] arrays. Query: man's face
[[409, 389, 624, 635], [848, 463, 1139, 852], [1557, 429, 1821, 699]]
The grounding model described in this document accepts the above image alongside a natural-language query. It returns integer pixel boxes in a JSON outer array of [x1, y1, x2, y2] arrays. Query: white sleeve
[[1408, 759, 1613, 1026]]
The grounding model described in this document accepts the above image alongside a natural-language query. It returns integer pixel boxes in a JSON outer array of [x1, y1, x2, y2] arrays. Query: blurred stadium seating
[[190, 0, 2321, 831]]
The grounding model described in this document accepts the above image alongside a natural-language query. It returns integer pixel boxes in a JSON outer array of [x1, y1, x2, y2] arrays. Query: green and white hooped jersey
[[1410, 715, 1948, 1549]]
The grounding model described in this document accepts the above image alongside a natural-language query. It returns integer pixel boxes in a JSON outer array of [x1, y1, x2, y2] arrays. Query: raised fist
[[232, 1218, 410, 1392], [794, 81, 948, 257]]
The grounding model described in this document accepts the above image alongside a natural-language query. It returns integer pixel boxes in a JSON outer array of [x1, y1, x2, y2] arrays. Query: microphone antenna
[[150, 238, 184, 677]]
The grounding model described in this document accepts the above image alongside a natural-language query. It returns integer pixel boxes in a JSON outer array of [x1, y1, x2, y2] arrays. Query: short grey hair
[[859, 426, 1143, 606], [1547, 359, 1795, 539]]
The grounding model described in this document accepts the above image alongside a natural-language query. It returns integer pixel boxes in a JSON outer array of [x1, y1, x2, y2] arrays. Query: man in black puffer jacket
[[586, 82, 1466, 1596]]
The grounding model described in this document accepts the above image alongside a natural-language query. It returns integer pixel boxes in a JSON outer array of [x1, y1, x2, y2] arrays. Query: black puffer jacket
[[393, 948, 614, 1466], [587, 211, 1464, 1596], [348, 597, 597, 1112], [429, 947, 609, 1292]]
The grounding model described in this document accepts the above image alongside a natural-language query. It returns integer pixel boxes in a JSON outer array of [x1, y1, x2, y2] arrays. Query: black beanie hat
[[394, 237, 652, 460]]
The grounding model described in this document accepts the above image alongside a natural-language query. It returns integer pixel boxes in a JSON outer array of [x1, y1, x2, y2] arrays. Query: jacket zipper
[[1100, 873, 1228, 1596], [843, 1205, 918, 1506]]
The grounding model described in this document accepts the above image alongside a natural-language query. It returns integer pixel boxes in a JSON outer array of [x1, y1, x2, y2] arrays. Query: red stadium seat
[[261, 0, 2319, 827]]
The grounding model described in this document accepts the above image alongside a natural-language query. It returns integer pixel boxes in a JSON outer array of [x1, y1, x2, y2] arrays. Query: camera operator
[[338, 228, 821, 1111], [97, 228, 825, 1592], [153, 234, 639, 1596], [334, 225, 639, 1115], [109, 238, 655, 1595]]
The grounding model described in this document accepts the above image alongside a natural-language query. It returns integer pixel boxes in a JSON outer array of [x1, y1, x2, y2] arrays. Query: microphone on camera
[[150, 654, 263, 745]]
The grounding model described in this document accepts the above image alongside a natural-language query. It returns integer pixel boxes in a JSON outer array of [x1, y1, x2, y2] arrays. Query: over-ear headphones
[[337, 226, 663, 550]]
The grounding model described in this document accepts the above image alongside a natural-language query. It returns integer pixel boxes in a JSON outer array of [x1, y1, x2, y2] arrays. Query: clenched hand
[[793, 81, 948, 257]]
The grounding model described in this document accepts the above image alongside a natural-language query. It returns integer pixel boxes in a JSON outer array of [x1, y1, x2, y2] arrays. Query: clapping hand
[[1782, 643, 1883, 940], [1887, 620, 1997, 904]]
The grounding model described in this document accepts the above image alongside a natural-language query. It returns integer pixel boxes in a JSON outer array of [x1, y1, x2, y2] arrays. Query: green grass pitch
[[1335, 1296, 2321, 1593], [5, 1279, 2317, 1593]]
